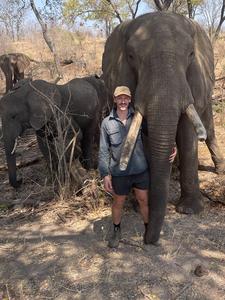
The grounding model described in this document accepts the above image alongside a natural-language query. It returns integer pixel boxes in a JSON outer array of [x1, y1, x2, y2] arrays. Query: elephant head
[[0, 53, 31, 93], [102, 12, 214, 244], [0, 80, 61, 188], [10, 53, 31, 82], [83, 74, 110, 116], [0, 55, 14, 92]]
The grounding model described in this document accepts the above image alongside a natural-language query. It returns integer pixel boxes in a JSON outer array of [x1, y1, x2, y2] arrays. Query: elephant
[[102, 12, 225, 244], [0, 75, 107, 188], [0, 53, 32, 93]]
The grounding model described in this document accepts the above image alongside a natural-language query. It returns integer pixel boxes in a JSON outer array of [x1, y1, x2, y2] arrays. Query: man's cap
[[113, 86, 131, 97]]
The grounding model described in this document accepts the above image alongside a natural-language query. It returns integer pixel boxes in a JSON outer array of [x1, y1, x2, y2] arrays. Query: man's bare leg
[[134, 188, 149, 243], [112, 194, 127, 224], [133, 188, 149, 223], [108, 194, 126, 248]]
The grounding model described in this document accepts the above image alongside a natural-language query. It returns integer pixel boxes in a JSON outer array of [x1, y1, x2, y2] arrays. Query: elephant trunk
[[138, 103, 205, 244], [145, 96, 179, 243], [2, 121, 22, 188], [6, 151, 21, 188]]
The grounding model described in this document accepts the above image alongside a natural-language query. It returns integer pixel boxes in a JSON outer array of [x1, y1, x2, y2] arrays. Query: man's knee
[[137, 197, 148, 206], [135, 190, 148, 206], [113, 195, 126, 208]]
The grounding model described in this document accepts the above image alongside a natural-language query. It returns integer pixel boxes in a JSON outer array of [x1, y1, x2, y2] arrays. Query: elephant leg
[[176, 114, 204, 214], [1, 58, 13, 92], [2, 66, 13, 93], [14, 71, 25, 83], [202, 105, 225, 174], [80, 120, 97, 170], [36, 129, 58, 172]]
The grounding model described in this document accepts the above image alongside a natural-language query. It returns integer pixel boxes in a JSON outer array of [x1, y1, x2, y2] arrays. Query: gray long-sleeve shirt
[[98, 107, 148, 178]]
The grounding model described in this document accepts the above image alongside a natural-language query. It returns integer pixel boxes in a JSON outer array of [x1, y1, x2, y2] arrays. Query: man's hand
[[103, 175, 114, 193], [169, 146, 177, 163]]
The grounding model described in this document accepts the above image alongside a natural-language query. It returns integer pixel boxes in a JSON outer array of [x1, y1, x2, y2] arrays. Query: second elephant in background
[[57, 75, 108, 169], [0, 75, 108, 188], [0, 53, 32, 93]]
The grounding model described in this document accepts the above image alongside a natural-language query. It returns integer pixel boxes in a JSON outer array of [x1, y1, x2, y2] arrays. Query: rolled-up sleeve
[[98, 120, 110, 178]]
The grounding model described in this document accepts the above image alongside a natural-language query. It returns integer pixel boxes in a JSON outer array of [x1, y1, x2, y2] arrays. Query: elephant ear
[[102, 20, 136, 98], [186, 20, 215, 112], [16, 54, 30, 73], [28, 81, 61, 130], [0, 55, 12, 74]]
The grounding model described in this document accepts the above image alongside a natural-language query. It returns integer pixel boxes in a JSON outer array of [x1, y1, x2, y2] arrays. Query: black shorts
[[112, 170, 149, 196]]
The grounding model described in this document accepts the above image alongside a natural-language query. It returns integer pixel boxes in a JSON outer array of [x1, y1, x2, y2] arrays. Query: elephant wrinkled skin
[[102, 12, 225, 244], [0, 76, 107, 188]]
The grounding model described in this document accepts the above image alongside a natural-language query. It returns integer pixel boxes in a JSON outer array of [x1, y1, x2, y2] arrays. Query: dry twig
[[173, 282, 192, 300], [120, 238, 147, 251]]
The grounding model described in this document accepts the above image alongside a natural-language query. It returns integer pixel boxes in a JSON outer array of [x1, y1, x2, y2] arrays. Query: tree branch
[[213, 0, 225, 43], [133, 0, 142, 18], [30, 0, 62, 83], [153, 0, 173, 11], [104, 0, 123, 23], [187, 0, 193, 19]]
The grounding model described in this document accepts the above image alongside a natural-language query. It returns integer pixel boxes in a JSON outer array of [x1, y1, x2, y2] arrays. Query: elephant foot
[[11, 178, 22, 189], [215, 160, 225, 175], [143, 227, 160, 246], [176, 194, 203, 214]]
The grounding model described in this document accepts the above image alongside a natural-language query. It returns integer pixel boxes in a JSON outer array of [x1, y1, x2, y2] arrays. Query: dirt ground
[[0, 111, 224, 300]]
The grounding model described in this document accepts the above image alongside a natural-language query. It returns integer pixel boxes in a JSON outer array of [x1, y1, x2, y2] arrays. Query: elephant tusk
[[119, 111, 143, 171], [11, 138, 18, 154], [185, 104, 207, 141]]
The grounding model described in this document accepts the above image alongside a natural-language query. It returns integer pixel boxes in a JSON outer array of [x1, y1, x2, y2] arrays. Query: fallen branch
[[25, 140, 37, 149], [173, 282, 192, 300], [0, 199, 22, 206], [215, 76, 225, 81], [138, 287, 152, 300], [6, 284, 11, 300], [0, 155, 43, 171], [201, 190, 225, 205], [120, 238, 147, 251], [57, 213, 67, 223], [0, 204, 50, 225], [212, 96, 225, 102]]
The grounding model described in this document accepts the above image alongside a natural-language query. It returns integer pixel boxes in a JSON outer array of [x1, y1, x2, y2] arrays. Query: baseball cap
[[113, 86, 131, 97]]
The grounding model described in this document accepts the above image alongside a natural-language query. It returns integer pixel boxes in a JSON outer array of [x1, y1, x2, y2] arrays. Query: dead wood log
[[0, 155, 43, 171]]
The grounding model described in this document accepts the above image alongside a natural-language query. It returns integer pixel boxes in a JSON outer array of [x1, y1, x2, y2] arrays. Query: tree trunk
[[30, 0, 63, 83]]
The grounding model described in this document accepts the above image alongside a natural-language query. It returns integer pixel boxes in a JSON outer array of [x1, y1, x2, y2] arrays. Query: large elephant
[[0, 53, 31, 93], [0, 75, 107, 188], [102, 12, 225, 244]]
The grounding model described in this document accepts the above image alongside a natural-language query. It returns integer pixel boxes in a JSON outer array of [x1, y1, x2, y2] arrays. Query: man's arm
[[98, 120, 110, 177], [98, 121, 114, 193], [169, 146, 177, 163]]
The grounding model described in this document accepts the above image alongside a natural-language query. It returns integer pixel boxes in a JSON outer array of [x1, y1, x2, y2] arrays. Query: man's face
[[114, 94, 131, 111]]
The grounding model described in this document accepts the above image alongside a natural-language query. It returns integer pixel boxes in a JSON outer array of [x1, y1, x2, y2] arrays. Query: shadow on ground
[[0, 199, 225, 299]]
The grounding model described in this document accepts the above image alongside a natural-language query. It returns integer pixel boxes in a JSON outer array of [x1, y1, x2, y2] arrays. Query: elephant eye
[[190, 51, 195, 59], [128, 53, 134, 60]]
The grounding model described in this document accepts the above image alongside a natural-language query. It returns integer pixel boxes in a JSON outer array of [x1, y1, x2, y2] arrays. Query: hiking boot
[[108, 228, 121, 248]]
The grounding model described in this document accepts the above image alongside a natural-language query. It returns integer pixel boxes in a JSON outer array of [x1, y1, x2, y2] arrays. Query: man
[[98, 86, 176, 248]]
